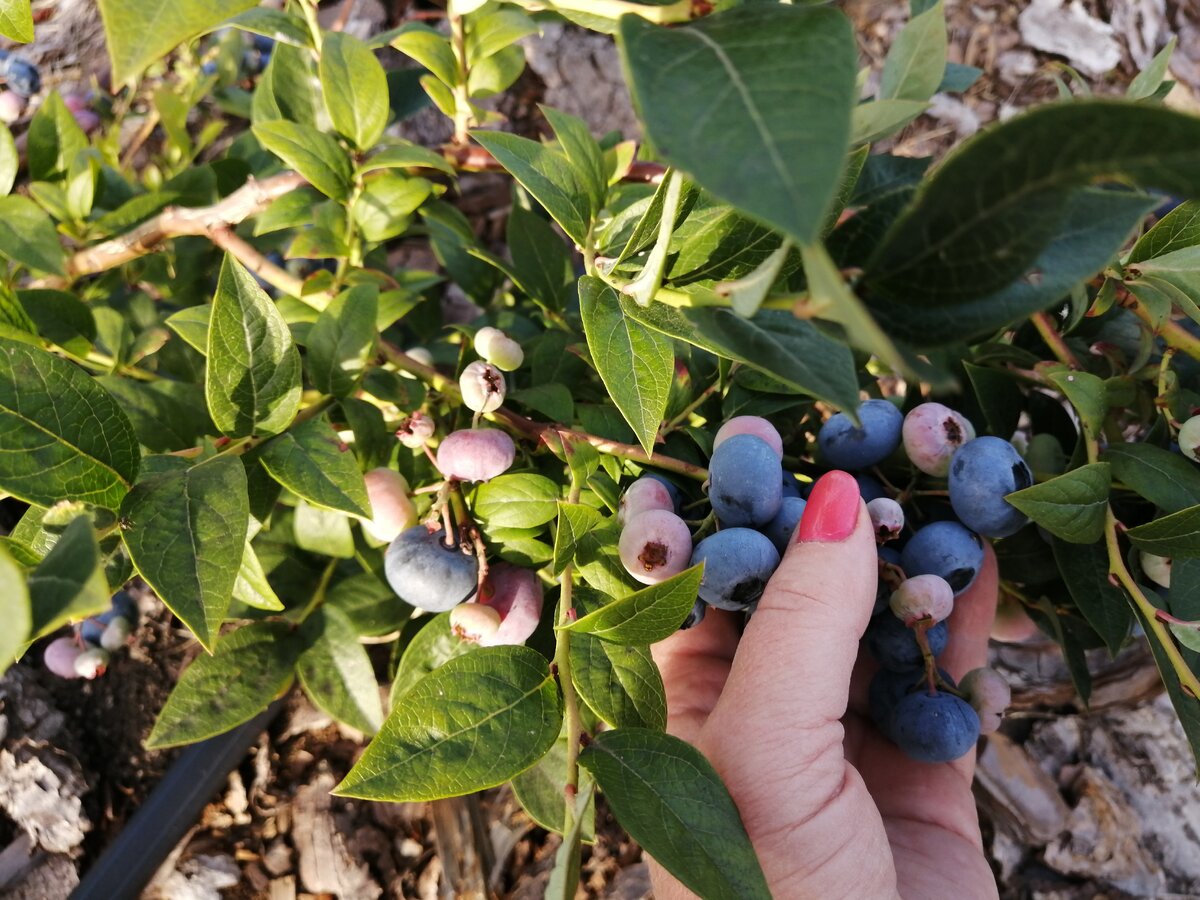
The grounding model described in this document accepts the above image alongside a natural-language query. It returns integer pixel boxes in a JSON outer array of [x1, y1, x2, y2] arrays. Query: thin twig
[[1030, 311, 1082, 369]]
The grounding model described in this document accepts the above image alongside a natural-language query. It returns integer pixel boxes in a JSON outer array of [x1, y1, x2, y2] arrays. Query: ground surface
[[3, 1, 1200, 898]]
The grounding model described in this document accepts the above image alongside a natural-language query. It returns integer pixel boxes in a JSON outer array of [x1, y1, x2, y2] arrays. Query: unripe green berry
[[474, 326, 524, 372], [1140, 551, 1172, 589], [399, 346, 434, 379], [449, 602, 502, 643], [74, 646, 111, 679], [99, 616, 132, 651], [459, 360, 506, 413], [959, 667, 1011, 734], [361, 468, 418, 543], [1180, 415, 1200, 463]]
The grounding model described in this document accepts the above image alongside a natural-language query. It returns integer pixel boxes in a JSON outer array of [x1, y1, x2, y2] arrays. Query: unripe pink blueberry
[[398, 346, 434, 379], [1179, 415, 1200, 463], [0, 90, 23, 124], [63, 94, 99, 133], [449, 602, 502, 643], [1140, 551, 1171, 589], [902, 402, 976, 477], [959, 667, 1011, 734], [436, 428, 515, 482], [44, 637, 84, 678], [473, 326, 524, 372], [867, 497, 904, 542], [713, 416, 783, 460], [396, 411, 435, 449], [361, 468, 418, 542], [99, 616, 132, 652], [74, 646, 111, 679], [617, 477, 675, 527], [618, 509, 692, 585], [889, 574, 955, 625], [459, 360, 506, 413], [478, 563, 544, 647]]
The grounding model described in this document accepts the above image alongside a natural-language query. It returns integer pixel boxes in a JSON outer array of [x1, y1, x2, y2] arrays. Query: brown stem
[[1030, 310, 1082, 369]]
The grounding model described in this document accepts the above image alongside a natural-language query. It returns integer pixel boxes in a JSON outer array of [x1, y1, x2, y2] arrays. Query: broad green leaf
[[17, 288, 96, 356], [1007, 463, 1110, 544], [512, 384, 574, 423], [98, 377, 211, 454], [624, 301, 860, 412], [297, 607, 384, 734], [474, 473, 560, 529], [0, 123, 16, 196], [336, 646, 563, 801], [864, 102, 1200, 306], [1052, 538, 1131, 656], [327, 571, 408, 637], [0, 544, 29, 674], [851, 99, 928, 146], [98, 0, 257, 85], [471, 130, 592, 244], [252, 42, 324, 128], [27, 92, 88, 183], [1130, 602, 1200, 774], [389, 611, 472, 706], [206, 255, 302, 439], [307, 285, 378, 398], [570, 634, 666, 730], [575, 522, 637, 599], [879, 0, 946, 102], [1128, 200, 1200, 263], [257, 417, 370, 517], [0, 337, 139, 508], [545, 787, 591, 900], [146, 622, 301, 748], [320, 31, 389, 150], [232, 541, 283, 611], [390, 23, 458, 86], [26, 517, 108, 640], [1047, 371, 1107, 441], [252, 120, 353, 201], [507, 204, 573, 311], [542, 106, 605, 215], [578, 728, 770, 899], [619, 5, 856, 244], [293, 499, 355, 559], [552, 501, 603, 576], [578, 276, 673, 455], [564, 565, 701, 643], [360, 141, 455, 176], [0, 195, 65, 275], [1127, 506, 1200, 559], [511, 735, 596, 840], [223, 7, 310, 47], [965, 363, 1024, 439], [165, 305, 210, 355], [0, 284, 33, 333], [120, 456, 249, 651], [1103, 442, 1200, 513], [1168, 558, 1200, 655], [467, 8, 538, 65], [0, 0, 33, 42], [353, 173, 432, 242], [938, 62, 982, 93], [1128, 36, 1177, 101]]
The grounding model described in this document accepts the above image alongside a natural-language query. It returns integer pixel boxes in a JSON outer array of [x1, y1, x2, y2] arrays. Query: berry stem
[[554, 479, 586, 840], [1030, 310, 1082, 369]]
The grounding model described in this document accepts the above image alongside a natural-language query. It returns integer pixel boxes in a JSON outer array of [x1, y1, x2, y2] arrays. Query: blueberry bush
[[2, 0, 1200, 894]]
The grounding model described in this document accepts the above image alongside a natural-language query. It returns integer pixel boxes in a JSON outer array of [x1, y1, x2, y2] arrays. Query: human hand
[[650, 470, 1000, 899]]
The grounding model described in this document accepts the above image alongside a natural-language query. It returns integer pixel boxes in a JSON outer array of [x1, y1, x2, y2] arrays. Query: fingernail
[[798, 471, 860, 543]]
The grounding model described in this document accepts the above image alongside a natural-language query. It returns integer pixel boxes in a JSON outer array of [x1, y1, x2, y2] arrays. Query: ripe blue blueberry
[[781, 474, 803, 498], [385, 526, 479, 612], [111, 590, 138, 622], [891, 690, 981, 763], [817, 400, 903, 470], [761, 496, 806, 554], [900, 521, 984, 595], [875, 546, 903, 615], [79, 609, 118, 645], [708, 434, 783, 528], [865, 614, 948, 671], [680, 599, 706, 631], [868, 668, 922, 741], [4, 58, 40, 98], [690, 528, 781, 611], [948, 437, 1033, 538], [855, 473, 887, 502], [251, 33, 276, 54]]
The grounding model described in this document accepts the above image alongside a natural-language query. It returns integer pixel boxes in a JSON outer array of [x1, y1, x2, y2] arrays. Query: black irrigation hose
[[70, 700, 285, 900]]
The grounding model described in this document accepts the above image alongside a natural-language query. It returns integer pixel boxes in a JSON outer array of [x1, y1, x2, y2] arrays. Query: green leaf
[[320, 31, 389, 150], [360, 141, 455, 176], [0, 544, 30, 674], [467, 7, 538, 65], [863, 102, 1200, 306], [120, 456, 249, 651], [507, 205, 573, 311], [165, 305, 210, 354], [327, 571, 408, 637], [26, 517, 108, 640], [964, 363, 1024, 438], [1127, 506, 1200, 559], [232, 541, 283, 612], [223, 7, 310, 47], [0, 0, 33, 42], [353, 173, 432, 242], [1128, 36, 1177, 101], [0, 195, 65, 275], [146, 622, 301, 749], [624, 301, 860, 412], [297, 606, 384, 734], [545, 787, 591, 900], [552, 501, 603, 576], [1128, 200, 1200, 263], [1006, 463, 1110, 544], [474, 473, 561, 529], [470, 130, 592, 244], [0, 337, 139, 508], [1051, 538, 1131, 656], [578, 728, 770, 900], [542, 106, 605, 215], [0, 123, 17, 196], [205, 255, 302, 439], [252, 121, 353, 201], [1103, 442, 1200, 514], [1130, 602, 1200, 774], [306, 284, 378, 398], [571, 634, 665, 730], [336, 646, 563, 801], [618, 5, 855, 245], [389, 611, 472, 705], [98, 0, 256, 86], [564, 565, 701, 644], [256, 417, 370, 517], [252, 43, 323, 128], [98, 377, 211, 454], [27, 92, 89, 183], [879, 0, 946, 102], [390, 23, 458, 86], [578, 276, 673, 455], [293, 500, 355, 558], [511, 735, 596, 840]]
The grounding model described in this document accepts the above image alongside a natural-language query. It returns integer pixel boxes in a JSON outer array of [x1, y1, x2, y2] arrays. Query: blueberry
[[854, 473, 887, 502], [618, 477, 676, 527], [948, 437, 1032, 538], [5, 58, 39, 98], [361, 468, 418, 543], [396, 410, 435, 449], [760, 496, 806, 554], [201, 61, 219, 76], [901, 402, 975, 477], [867, 497, 904, 542], [868, 668, 922, 741], [713, 416, 783, 459], [449, 603, 501, 643], [473, 326, 524, 372], [436, 428, 515, 482], [251, 33, 276, 54], [708, 434, 783, 528], [459, 360, 506, 413], [874, 546, 903, 615], [690, 528, 780, 611], [865, 614, 948, 671], [817, 399, 903, 470], [111, 590, 138, 622], [44, 636, 84, 679], [781, 474, 803, 498], [680, 598, 706, 630], [900, 521, 984, 595], [384, 526, 479, 612], [618, 509, 693, 585], [478, 563, 544, 647], [891, 690, 981, 763], [889, 574, 954, 625], [1179, 415, 1200, 462], [958, 667, 1011, 735], [643, 473, 683, 513], [79, 609, 119, 644]]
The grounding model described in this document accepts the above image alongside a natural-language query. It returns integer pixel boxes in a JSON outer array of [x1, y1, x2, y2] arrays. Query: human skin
[[650, 470, 1000, 899]]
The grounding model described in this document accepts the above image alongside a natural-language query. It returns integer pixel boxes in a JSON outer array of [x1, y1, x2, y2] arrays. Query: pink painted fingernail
[[798, 471, 860, 543]]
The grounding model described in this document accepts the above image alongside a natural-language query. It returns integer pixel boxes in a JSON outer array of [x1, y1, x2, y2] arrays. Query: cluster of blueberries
[[616, 401, 1014, 764], [0, 50, 40, 98], [43, 591, 137, 680]]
